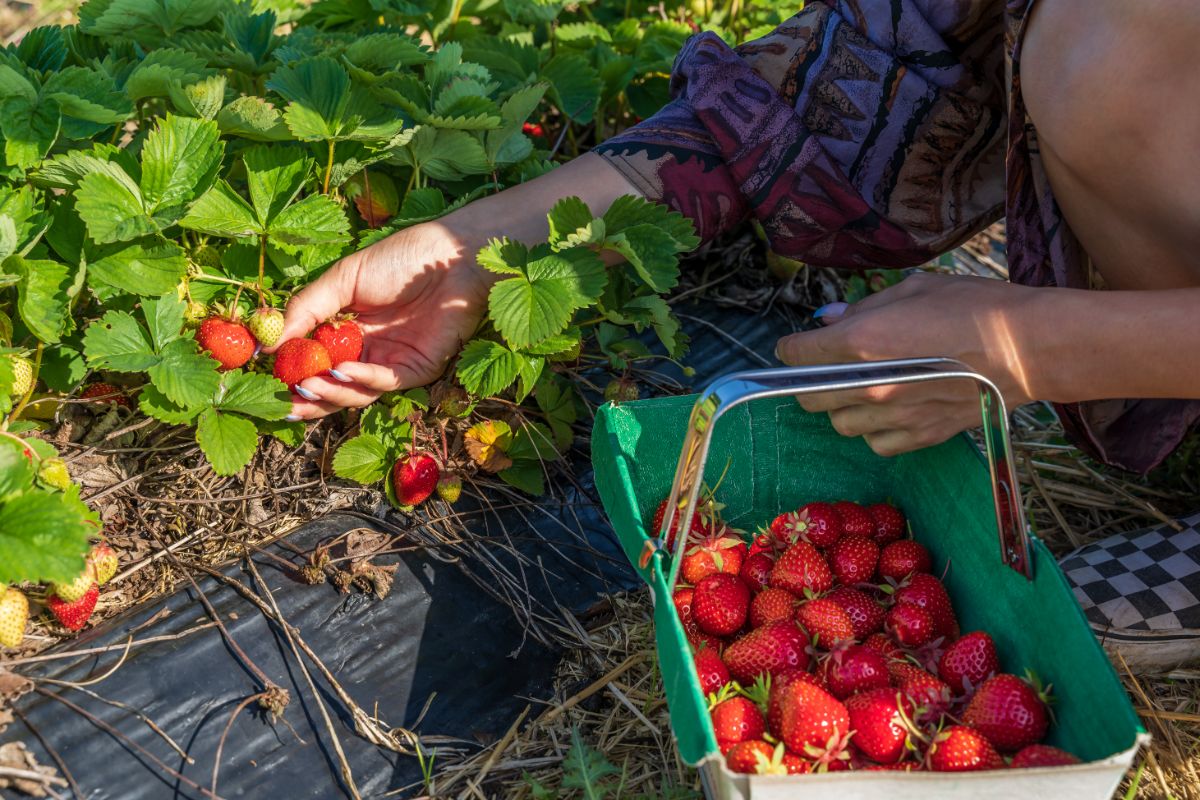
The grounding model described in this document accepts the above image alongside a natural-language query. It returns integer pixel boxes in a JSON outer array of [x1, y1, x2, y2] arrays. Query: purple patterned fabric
[[1007, 0, 1200, 474], [596, 1, 1006, 270]]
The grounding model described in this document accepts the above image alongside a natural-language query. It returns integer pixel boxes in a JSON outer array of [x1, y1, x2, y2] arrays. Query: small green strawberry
[[436, 473, 462, 503], [38, 457, 72, 491], [52, 567, 96, 603], [0, 586, 29, 648], [9, 355, 33, 397], [248, 307, 285, 347], [603, 378, 639, 403], [192, 245, 222, 268]]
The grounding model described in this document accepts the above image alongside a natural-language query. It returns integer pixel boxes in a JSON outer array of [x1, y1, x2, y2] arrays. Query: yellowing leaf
[[464, 419, 513, 472]]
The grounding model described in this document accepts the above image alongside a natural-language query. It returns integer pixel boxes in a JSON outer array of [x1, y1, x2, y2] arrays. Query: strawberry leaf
[[603, 194, 700, 251], [140, 114, 224, 221], [216, 96, 291, 142], [546, 197, 593, 247], [498, 462, 544, 495], [606, 223, 681, 293], [487, 246, 606, 349], [269, 194, 350, 249], [75, 171, 155, 243], [457, 339, 521, 397], [147, 338, 221, 409], [0, 488, 94, 584], [542, 53, 600, 123], [1, 94, 61, 169], [179, 181, 262, 239], [82, 310, 158, 371], [142, 295, 186, 352], [139, 383, 202, 424], [244, 145, 311, 225], [332, 433, 390, 484], [87, 238, 188, 298], [195, 407, 258, 476], [215, 371, 291, 419], [6, 256, 74, 343]]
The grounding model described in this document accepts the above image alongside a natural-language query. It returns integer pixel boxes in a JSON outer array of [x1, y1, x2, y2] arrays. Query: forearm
[[1029, 287, 1200, 403]]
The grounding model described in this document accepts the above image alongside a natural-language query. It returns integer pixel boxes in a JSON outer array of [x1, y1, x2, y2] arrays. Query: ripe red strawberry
[[938, 631, 999, 694], [886, 603, 935, 647], [865, 763, 920, 771], [768, 541, 833, 595], [273, 338, 332, 390], [681, 530, 747, 585], [392, 452, 440, 507], [52, 569, 95, 603], [47, 583, 98, 631], [962, 674, 1049, 752], [868, 503, 907, 545], [819, 644, 890, 699], [888, 662, 953, 718], [674, 587, 698, 637], [710, 694, 766, 750], [248, 307, 285, 347], [722, 620, 810, 684], [826, 586, 885, 639], [833, 501, 874, 537], [878, 540, 932, 582], [312, 318, 364, 365], [88, 543, 119, 586], [778, 681, 851, 758], [864, 632, 903, 661], [651, 496, 709, 551], [690, 631, 726, 652], [846, 688, 916, 764], [894, 573, 958, 639], [827, 535, 879, 586], [522, 121, 545, 139], [927, 725, 1006, 772], [197, 317, 255, 370], [739, 552, 773, 594], [725, 740, 775, 774], [763, 669, 821, 736], [80, 382, 131, 408], [693, 646, 730, 697], [0, 586, 29, 647], [1010, 744, 1080, 768], [692, 573, 750, 637], [782, 502, 842, 547], [749, 587, 797, 629], [796, 598, 855, 647]]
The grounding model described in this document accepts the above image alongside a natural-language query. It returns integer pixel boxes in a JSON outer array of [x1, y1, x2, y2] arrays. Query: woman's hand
[[775, 273, 1049, 456], [270, 219, 493, 420]]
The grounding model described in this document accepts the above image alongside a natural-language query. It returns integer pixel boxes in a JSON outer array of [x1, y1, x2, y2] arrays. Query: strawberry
[[827, 535, 879, 586], [80, 382, 131, 408], [894, 573, 959, 639], [962, 674, 1049, 752], [88, 543, 119, 586], [650, 496, 711, 551], [938, 631, 999, 694], [867, 503, 907, 545], [927, 725, 1006, 772], [819, 643, 890, 699], [690, 631, 726, 652], [778, 681, 851, 760], [522, 121, 545, 139], [53, 567, 96, 603], [313, 318, 364, 365], [47, 583, 98, 631], [846, 687, 916, 764], [673, 587, 699, 637], [888, 662, 953, 718], [773, 502, 841, 547], [8, 355, 33, 397], [725, 740, 775, 775], [392, 452, 440, 507], [1010, 744, 1080, 768], [738, 552, 773, 594], [603, 378, 639, 403], [710, 693, 766, 750], [273, 338, 332, 390], [796, 598, 855, 647], [197, 317, 255, 370], [762, 669, 821, 736], [885, 603, 935, 647], [693, 645, 730, 697], [692, 573, 750, 637], [247, 307, 285, 348], [865, 763, 920, 771], [749, 587, 797, 629], [0, 586, 29, 647], [878, 540, 932, 582], [826, 586, 885, 639], [832, 501, 874, 537], [722, 620, 810, 684], [864, 632, 904, 661], [768, 541, 833, 595], [681, 530, 747, 585], [435, 474, 462, 503]]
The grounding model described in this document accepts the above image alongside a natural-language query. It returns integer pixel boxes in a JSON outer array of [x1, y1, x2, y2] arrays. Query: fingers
[[268, 258, 359, 352], [328, 360, 428, 393]]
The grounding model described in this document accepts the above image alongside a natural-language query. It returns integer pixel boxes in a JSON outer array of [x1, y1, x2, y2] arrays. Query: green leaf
[[142, 294, 186, 352], [216, 371, 290, 420], [30, 144, 140, 190], [216, 96, 292, 142], [83, 310, 158, 371], [498, 463, 543, 495], [260, 419, 304, 447], [546, 197, 594, 247], [75, 171, 154, 243], [178, 181, 262, 239], [195, 407, 258, 476], [138, 382, 201, 424], [244, 145, 310, 225], [268, 57, 350, 141], [457, 339, 521, 397], [608, 223, 681, 293], [167, 74, 226, 119], [603, 195, 699, 251], [0, 435, 35, 498], [486, 82, 546, 166], [42, 66, 131, 129], [87, 238, 188, 298], [396, 127, 489, 181], [2, 94, 61, 170], [8, 256, 73, 343], [147, 338, 221, 409], [268, 194, 350, 249], [39, 344, 87, 394], [561, 728, 620, 798], [332, 433, 389, 484], [508, 420, 559, 462], [0, 489, 93, 584], [488, 247, 607, 348], [139, 114, 223, 220], [542, 53, 600, 123], [124, 49, 210, 101]]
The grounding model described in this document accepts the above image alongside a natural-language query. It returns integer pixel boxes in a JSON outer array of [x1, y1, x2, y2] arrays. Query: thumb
[[267, 259, 358, 352]]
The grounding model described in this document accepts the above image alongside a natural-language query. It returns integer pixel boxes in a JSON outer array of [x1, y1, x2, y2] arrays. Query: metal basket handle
[[650, 357, 1034, 590]]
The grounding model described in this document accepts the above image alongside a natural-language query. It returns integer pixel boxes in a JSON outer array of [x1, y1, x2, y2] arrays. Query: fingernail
[[328, 369, 351, 382], [285, 414, 300, 422], [295, 386, 320, 401], [253, 344, 262, 359], [813, 302, 848, 321]]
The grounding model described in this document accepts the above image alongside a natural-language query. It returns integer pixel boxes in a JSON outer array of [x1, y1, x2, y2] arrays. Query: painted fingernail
[[813, 302, 848, 321], [253, 344, 262, 359], [328, 369, 351, 382], [294, 386, 320, 401], [285, 414, 301, 422]]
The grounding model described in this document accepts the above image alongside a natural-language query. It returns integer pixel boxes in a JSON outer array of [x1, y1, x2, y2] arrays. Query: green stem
[[322, 140, 336, 194], [192, 273, 254, 289], [448, 0, 466, 27], [256, 234, 267, 306], [5, 342, 44, 430]]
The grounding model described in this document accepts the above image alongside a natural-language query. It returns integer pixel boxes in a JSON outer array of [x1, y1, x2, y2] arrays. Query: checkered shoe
[[1060, 513, 1200, 673]]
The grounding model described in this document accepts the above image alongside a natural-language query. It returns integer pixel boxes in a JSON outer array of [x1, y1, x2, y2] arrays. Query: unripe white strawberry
[[248, 308, 285, 347], [0, 586, 29, 648], [9, 355, 33, 397]]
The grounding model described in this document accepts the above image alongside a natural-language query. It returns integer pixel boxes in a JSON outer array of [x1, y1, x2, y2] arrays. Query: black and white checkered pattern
[[1060, 513, 1200, 632]]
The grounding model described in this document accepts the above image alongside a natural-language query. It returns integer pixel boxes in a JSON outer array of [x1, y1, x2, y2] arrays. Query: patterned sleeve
[[595, 1, 1006, 270]]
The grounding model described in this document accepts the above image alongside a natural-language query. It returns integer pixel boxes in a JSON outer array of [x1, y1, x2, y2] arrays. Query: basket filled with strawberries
[[592, 359, 1147, 800]]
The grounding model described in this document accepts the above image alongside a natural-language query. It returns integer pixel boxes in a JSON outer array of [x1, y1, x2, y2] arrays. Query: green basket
[[591, 360, 1146, 800]]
